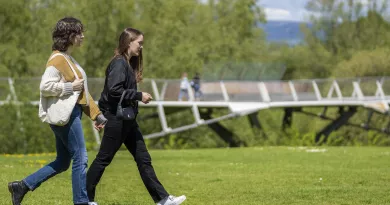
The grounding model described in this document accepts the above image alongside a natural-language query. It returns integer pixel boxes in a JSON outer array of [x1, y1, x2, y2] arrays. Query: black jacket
[[98, 56, 142, 115]]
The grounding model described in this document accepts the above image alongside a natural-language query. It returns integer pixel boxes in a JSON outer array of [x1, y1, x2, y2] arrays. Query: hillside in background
[[260, 20, 312, 45]]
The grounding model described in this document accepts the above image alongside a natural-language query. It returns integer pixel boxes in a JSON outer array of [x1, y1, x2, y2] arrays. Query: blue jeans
[[178, 89, 188, 101], [23, 105, 89, 204]]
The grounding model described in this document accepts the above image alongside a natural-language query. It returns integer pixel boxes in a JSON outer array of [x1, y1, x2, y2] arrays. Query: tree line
[[1, 0, 390, 153]]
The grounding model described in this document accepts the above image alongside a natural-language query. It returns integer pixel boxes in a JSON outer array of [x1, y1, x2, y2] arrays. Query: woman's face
[[128, 35, 143, 56], [73, 32, 84, 47]]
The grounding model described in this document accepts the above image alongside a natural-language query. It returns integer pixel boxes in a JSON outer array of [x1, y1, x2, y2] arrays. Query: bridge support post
[[282, 108, 293, 130], [282, 108, 301, 130], [362, 110, 374, 130], [382, 116, 390, 134], [248, 112, 262, 130], [319, 107, 328, 118], [315, 106, 357, 144], [200, 109, 245, 147]]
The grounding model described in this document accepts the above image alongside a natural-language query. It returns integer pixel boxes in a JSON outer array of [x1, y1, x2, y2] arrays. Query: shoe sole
[[8, 183, 17, 205], [176, 196, 186, 204]]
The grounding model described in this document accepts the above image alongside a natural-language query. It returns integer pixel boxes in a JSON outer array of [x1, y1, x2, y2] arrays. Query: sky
[[259, 0, 310, 22], [198, 0, 388, 22], [260, 0, 388, 22], [198, 0, 312, 22]]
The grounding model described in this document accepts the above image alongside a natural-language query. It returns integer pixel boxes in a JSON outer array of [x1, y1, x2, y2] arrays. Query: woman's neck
[[64, 46, 73, 55], [127, 50, 134, 58]]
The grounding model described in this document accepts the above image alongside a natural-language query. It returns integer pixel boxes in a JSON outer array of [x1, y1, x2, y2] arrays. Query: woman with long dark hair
[[87, 28, 186, 205]]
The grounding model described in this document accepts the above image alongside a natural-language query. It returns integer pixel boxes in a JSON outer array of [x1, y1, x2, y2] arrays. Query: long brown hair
[[114, 28, 143, 82]]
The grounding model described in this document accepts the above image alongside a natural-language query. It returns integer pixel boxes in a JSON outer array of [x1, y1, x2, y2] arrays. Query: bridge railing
[[140, 76, 389, 103], [0, 76, 389, 105]]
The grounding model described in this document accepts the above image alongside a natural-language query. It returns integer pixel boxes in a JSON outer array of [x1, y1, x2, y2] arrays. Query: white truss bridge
[[1, 76, 390, 144]]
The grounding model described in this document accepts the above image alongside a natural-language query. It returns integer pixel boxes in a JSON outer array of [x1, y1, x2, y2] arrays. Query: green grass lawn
[[1, 147, 390, 205]]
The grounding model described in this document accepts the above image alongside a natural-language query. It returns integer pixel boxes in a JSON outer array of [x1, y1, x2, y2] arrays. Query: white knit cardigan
[[38, 53, 89, 125]]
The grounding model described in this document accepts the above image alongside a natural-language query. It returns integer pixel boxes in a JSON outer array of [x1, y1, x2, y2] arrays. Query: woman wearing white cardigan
[[8, 17, 106, 205]]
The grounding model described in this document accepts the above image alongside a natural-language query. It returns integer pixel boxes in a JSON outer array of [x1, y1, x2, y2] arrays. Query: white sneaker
[[156, 195, 186, 205], [88, 202, 98, 205]]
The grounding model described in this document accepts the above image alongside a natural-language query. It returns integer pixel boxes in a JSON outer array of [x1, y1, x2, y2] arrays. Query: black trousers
[[87, 111, 169, 202]]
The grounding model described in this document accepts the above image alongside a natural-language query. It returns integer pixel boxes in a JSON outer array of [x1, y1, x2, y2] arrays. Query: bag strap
[[48, 53, 79, 80], [118, 90, 127, 105]]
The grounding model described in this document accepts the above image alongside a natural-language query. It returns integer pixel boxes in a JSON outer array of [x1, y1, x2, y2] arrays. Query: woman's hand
[[72, 79, 84, 91], [94, 121, 105, 131], [141, 92, 153, 104], [94, 113, 107, 131]]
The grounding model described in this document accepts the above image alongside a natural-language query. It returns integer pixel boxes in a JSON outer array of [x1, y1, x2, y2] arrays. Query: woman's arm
[[106, 59, 142, 102], [82, 92, 107, 124], [40, 66, 73, 97]]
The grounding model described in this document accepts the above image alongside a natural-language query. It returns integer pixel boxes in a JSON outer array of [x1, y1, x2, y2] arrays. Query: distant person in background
[[86, 27, 186, 205], [8, 17, 107, 205], [178, 72, 189, 101], [191, 72, 202, 101]]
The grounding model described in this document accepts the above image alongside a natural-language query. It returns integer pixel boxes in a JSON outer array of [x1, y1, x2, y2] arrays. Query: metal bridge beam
[[282, 107, 302, 130], [282, 108, 293, 130], [200, 109, 245, 147], [362, 110, 374, 130], [315, 106, 357, 143], [247, 112, 262, 130]]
